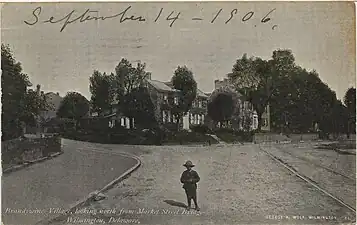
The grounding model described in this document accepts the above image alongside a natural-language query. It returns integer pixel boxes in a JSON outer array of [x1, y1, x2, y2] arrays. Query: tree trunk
[[257, 112, 263, 131], [130, 117, 135, 129], [347, 120, 350, 139], [176, 117, 181, 131]]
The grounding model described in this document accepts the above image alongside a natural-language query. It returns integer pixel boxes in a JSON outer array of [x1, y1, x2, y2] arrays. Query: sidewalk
[[52, 144, 356, 225], [2, 139, 138, 225]]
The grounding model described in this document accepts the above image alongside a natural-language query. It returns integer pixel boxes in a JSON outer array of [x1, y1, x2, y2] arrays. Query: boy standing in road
[[180, 160, 200, 211]]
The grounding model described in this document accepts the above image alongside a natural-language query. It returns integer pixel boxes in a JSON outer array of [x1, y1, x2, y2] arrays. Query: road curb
[[35, 151, 142, 225], [334, 148, 356, 155], [98, 153, 141, 193], [2, 151, 64, 174]]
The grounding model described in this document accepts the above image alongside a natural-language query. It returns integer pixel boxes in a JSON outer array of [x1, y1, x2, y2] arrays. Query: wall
[[2, 135, 62, 170]]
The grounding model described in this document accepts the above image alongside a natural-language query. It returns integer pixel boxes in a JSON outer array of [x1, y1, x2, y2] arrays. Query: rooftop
[[146, 79, 208, 98]]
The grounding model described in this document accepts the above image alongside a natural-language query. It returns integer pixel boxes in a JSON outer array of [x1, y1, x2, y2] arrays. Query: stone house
[[144, 78, 209, 130]]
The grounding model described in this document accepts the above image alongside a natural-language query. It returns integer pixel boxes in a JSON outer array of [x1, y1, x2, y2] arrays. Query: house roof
[[147, 79, 208, 98], [197, 89, 208, 98], [147, 79, 178, 92]]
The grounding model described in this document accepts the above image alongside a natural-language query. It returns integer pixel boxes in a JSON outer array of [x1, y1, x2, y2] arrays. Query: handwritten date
[[24, 6, 278, 32]]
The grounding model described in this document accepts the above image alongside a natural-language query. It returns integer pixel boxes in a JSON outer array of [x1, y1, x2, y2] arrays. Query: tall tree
[[207, 92, 235, 127], [229, 50, 295, 130], [344, 87, 356, 135], [114, 59, 151, 128], [170, 66, 197, 130], [1, 44, 48, 139], [89, 70, 114, 115], [114, 59, 151, 99], [344, 87, 356, 113], [57, 92, 89, 129], [270, 67, 323, 133]]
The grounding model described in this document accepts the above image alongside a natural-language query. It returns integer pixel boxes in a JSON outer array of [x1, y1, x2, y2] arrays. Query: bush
[[215, 128, 254, 142], [190, 124, 213, 134], [60, 125, 165, 145], [162, 130, 218, 145]]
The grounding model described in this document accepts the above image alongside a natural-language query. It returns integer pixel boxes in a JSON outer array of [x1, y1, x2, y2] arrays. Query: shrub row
[[163, 130, 219, 145], [61, 127, 164, 145], [190, 124, 254, 142]]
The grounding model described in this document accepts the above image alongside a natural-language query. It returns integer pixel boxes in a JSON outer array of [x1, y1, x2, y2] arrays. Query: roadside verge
[[2, 151, 64, 175], [34, 150, 142, 225]]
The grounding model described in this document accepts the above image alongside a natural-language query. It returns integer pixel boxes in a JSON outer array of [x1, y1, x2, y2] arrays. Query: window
[[168, 111, 171, 123], [253, 115, 258, 129], [163, 94, 168, 103], [190, 113, 194, 124], [198, 100, 202, 108], [262, 118, 268, 127], [198, 115, 201, 124], [174, 97, 179, 105], [162, 111, 166, 123], [201, 114, 205, 123]]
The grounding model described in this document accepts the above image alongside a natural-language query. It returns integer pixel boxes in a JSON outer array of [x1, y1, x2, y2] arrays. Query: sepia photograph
[[1, 1, 356, 225]]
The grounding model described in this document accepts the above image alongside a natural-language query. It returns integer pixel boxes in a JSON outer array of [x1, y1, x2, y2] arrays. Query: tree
[[170, 66, 197, 130], [22, 88, 49, 126], [89, 70, 114, 114], [228, 50, 292, 131], [122, 87, 157, 129], [344, 87, 356, 113], [114, 58, 151, 99], [1, 44, 48, 139], [344, 87, 356, 135], [330, 100, 349, 137], [269, 67, 324, 133], [242, 111, 253, 132], [57, 92, 89, 129], [114, 59, 151, 128], [207, 92, 235, 127]]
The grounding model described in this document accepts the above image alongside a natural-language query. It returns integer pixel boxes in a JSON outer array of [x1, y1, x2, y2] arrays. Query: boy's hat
[[183, 160, 195, 167]]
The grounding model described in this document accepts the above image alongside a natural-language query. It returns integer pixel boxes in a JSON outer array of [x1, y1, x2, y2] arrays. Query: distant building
[[145, 78, 208, 130], [41, 92, 63, 121], [85, 76, 270, 132], [24, 85, 64, 133], [211, 78, 270, 131]]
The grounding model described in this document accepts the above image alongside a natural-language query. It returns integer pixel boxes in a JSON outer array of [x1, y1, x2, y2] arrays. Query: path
[[2, 139, 141, 225]]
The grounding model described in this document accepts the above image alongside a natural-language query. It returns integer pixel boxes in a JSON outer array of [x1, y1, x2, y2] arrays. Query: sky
[[1, 2, 355, 100]]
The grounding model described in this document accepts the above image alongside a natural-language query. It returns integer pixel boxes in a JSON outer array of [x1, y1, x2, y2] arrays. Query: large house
[[87, 76, 270, 132], [145, 78, 208, 130]]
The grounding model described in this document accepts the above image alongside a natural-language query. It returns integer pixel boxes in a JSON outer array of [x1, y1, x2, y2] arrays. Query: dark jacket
[[180, 170, 200, 190]]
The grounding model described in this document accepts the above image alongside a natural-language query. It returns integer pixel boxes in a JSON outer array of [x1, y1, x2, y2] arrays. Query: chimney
[[147, 73, 151, 80], [214, 79, 220, 89], [56, 92, 59, 96], [36, 84, 41, 94]]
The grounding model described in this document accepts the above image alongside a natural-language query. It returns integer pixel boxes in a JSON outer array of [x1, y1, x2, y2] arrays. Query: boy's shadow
[[163, 200, 187, 208]]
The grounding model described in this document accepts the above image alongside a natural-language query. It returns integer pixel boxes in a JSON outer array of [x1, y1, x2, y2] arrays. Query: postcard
[[1, 2, 356, 225]]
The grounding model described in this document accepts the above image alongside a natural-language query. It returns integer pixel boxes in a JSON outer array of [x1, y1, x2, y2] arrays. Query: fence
[[2, 135, 62, 170]]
